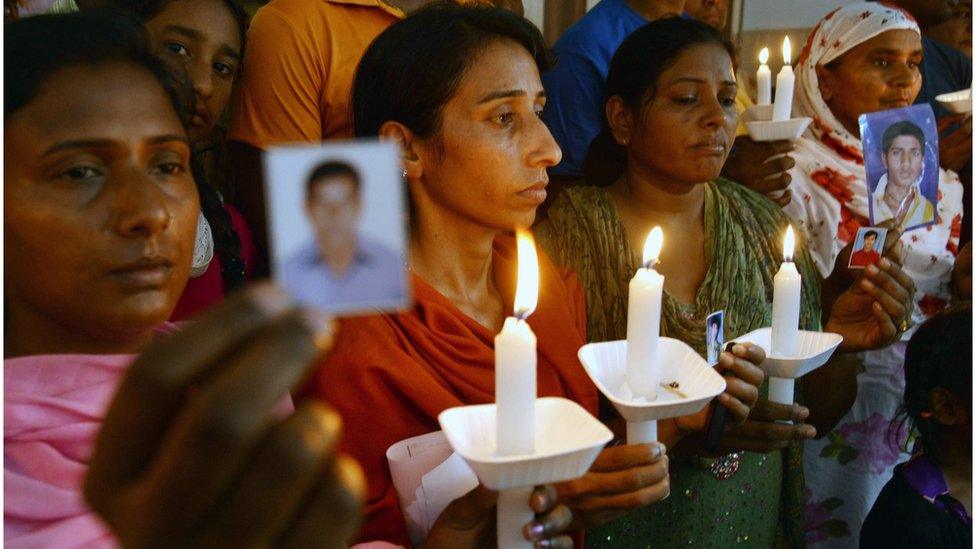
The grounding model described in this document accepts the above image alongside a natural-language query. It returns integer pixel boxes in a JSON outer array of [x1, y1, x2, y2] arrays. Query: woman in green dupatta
[[537, 18, 916, 547]]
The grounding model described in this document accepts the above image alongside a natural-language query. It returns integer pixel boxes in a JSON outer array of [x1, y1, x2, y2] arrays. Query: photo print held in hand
[[848, 227, 888, 270], [264, 140, 411, 315], [861, 104, 940, 232]]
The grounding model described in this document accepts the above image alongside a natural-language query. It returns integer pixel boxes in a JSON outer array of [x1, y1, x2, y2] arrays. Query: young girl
[[861, 305, 972, 547], [123, 0, 259, 319]]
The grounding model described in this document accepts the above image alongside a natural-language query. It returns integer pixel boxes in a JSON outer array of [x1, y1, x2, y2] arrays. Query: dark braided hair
[[895, 304, 972, 464], [110, 0, 251, 290]]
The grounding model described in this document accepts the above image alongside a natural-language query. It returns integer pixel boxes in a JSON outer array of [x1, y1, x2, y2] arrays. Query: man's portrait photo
[[705, 310, 724, 366], [265, 141, 409, 315], [862, 105, 940, 231], [848, 227, 888, 270]]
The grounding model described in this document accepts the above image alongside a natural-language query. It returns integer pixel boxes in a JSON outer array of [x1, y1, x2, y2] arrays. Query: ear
[[379, 121, 423, 180], [930, 388, 969, 427], [815, 64, 836, 103], [606, 96, 635, 147]]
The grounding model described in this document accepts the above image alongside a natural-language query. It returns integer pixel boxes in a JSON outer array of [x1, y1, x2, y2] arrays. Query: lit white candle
[[772, 37, 794, 121], [757, 47, 772, 106], [769, 225, 801, 404], [495, 230, 538, 456], [495, 231, 539, 549], [626, 227, 664, 400]]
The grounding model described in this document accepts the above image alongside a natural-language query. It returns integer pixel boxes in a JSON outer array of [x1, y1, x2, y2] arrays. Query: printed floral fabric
[[780, 5, 966, 546]]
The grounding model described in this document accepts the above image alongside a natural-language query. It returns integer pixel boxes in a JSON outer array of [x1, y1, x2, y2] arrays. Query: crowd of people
[[3, 0, 972, 547]]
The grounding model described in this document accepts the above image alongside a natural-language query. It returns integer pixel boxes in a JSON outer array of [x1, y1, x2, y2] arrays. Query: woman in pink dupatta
[[4, 12, 367, 548], [779, 4, 966, 545]]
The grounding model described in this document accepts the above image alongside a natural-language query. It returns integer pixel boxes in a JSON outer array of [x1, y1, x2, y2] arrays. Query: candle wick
[[643, 258, 659, 270], [514, 308, 530, 321]]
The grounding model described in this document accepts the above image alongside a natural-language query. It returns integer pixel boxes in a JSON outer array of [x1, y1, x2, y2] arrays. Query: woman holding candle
[[311, 5, 676, 546], [781, 3, 965, 543], [4, 13, 364, 547], [537, 17, 916, 547]]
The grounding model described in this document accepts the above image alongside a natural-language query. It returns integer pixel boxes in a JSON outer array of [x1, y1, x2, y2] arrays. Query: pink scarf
[[4, 325, 177, 548]]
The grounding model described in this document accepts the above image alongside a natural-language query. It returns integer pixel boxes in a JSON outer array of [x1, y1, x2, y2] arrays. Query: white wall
[[741, 0, 857, 30], [523, 0, 545, 32]]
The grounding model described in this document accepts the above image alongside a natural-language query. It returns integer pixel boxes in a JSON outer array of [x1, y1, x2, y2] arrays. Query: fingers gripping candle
[[772, 37, 794, 122], [626, 227, 664, 400], [770, 226, 801, 404], [495, 230, 538, 457]]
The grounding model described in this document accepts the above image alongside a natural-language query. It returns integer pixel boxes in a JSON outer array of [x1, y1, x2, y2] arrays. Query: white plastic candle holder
[[936, 89, 972, 114], [577, 337, 726, 445], [742, 104, 811, 142], [438, 397, 612, 549], [731, 327, 843, 405]]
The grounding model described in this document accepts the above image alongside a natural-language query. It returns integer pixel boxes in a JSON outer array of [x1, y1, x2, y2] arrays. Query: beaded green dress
[[536, 179, 821, 547]]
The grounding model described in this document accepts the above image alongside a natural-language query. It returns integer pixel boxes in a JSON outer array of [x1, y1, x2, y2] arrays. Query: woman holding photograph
[[310, 5, 770, 546], [781, 3, 965, 543], [4, 13, 363, 547], [536, 17, 915, 547]]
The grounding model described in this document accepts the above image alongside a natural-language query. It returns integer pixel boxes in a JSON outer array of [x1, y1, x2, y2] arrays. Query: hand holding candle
[[495, 230, 539, 457], [769, 225, 801, 405], [757, 47, 771, 106], [625, 227, 664, 401], [772, 37, 794, 122]]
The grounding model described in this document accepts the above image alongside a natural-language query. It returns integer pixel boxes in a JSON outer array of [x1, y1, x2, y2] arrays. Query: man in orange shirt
[[228, 0, 523, 273]]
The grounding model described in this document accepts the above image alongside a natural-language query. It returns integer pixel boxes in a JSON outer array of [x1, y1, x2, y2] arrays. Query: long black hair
[[583, 17, 736, 186], [352, 1, 549, 139], [110, 0, 251, 290], [899, 304, 972, 464]]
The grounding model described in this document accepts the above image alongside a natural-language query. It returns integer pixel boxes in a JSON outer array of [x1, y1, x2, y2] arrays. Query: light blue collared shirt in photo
[[281, 237, 407, 314]]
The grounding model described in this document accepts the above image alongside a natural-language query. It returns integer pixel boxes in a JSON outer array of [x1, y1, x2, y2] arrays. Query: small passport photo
[[860, 104, 939, 231], [264, 140, 411, 316], [705, 310, 724, 366], [848, 227, 887, 270]]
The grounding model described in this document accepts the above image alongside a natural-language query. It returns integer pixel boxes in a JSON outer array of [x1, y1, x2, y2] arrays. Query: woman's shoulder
[[551, 184, 613, 214], [325, 314, 404, 370], [711, 177, 789, 220], [541, 185, 615, 239], [537, 185, 624, 265]]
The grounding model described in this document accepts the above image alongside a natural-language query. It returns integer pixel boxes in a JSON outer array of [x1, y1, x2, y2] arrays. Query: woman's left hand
[[675, 343, 765, 433], [825, 257, 915, 351]]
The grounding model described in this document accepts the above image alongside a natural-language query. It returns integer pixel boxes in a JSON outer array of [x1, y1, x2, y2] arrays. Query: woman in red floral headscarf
[[781, 3, 965, 545]]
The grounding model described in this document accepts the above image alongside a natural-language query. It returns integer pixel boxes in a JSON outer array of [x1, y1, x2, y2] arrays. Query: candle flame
[[782, 36, 792, 65], [513, 229, 539, 319], [759, 47, 769, 65], [642, 226, 664, 268], [783, 225, 795, 262]]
